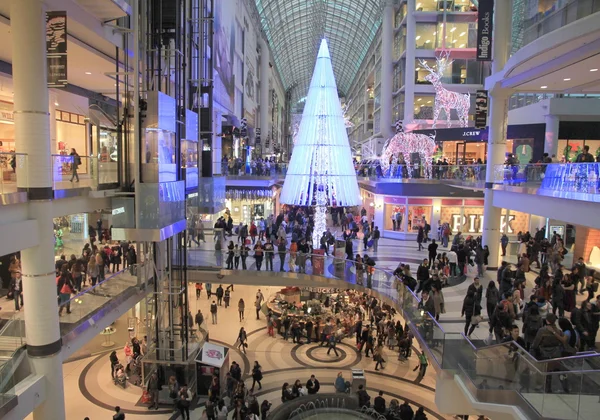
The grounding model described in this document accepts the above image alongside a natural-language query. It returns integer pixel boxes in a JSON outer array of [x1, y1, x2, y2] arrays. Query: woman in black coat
[[461, 290, 476, 336]]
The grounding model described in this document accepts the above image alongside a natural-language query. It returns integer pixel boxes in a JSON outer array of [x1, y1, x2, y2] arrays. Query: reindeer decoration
[[419, 53, 470, 128], [380, 131, 436, 179]]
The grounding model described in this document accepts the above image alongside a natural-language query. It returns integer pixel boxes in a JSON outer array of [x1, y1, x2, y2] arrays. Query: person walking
[[485, 281, 499, 320], [237, 327, 248, 354], [9, 271, 23, 311], [413, 352, 428, 383], [277, 237, 287, 271], [251, 361, 263, 391], [216, 284, 224, 306], [195, 309, 204, 330], [177, 384, 192, 420], [238, 298, 245, 321], [501, 234, 509, 257], [69, 148, 81, 182], [417, 225, 424, 251], [373, 344, 385, 371], [254, 242, 264, 271], [147, 372, 160, 410], [255, 289, 264, 319], [461, 290, 476, 336], [372, 226, 380, 252], [327, 333, 339, 356], [427, 240, 438, 268], [264, 239, 274, 271], [210, 301, 218, 324]]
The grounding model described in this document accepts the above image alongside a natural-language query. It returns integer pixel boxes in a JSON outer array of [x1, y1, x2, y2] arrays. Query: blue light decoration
[[280, 39, 361, 246]]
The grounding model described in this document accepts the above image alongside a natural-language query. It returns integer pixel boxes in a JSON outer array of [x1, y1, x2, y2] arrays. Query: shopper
[[238, 327, 248, 354], [251, 361, 263, 391], [264, 239, 274, 271], [113, 406, 125, 420], [210, 301, 218, 324], [254, 241, 264, 271], [461, 290, 476, 337], [256, 289, 264, 319], [177, 384, 193, 420], [334, 372, 347, 393], [195, 309, 204, 330], [327, 333, 339, 356], [413, 352, 428, 383], [306, 374, 320, 394], [373, 344, 385, 371], [216, 284, 224, 306], [147, 372, 159, 410], [277, 237, 287, 271], [373, 391, 386, 414], [238, 298, 245, 321], [69, 148, 81, 182]]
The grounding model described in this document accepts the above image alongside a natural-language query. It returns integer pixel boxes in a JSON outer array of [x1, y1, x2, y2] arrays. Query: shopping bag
[[367, 239, 374, 248], [141, 390, 152, 404], [357, 342, 363, 350]]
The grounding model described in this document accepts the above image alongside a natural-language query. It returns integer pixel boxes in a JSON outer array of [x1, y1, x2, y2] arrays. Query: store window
[[415, 24, 437, 49], [416, 58, 483, 85], [557, 139, 600, 162], [408, 206, 431, 232], [439, 141, 487, 164], [413, 95, 435, 119], [393, 94, 405, 122], [437, 22, 477, 49], [384, 204, 406, 231], [395, 3, 407, 26], [393, 62, 404, 91]]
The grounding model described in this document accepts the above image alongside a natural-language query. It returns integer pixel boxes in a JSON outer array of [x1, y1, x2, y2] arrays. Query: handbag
[[357, 342, 363, 350], [472, 315, 483, 325]]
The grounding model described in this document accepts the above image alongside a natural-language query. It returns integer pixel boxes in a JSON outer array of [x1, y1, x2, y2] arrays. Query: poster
[[213, 0, 236, 111], [244, 24, 258, 126], [46, 11, 68, 88]]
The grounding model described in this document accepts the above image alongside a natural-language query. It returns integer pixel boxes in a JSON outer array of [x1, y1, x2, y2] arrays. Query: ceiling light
[[85, 72, 92, 75], [427, 100, 432, 104], [459, 32, 466, 37], [417, 3, 422, 8], [540, 86, 547, 89], [54, 102, 59, 106], [452, 40, 458, 44], [459, 44, 465, 48], [563, 78, 571, 81], [450, 27, 457, 32], [417, 98, 422, 101], [591, 68, 599, 72], [433, 32, 437, 36], [425, 40, 431, 43], [416, 36, 421, 41]]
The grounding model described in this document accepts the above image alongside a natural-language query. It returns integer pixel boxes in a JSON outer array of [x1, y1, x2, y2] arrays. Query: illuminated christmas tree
[[280, 39, 361, 246]]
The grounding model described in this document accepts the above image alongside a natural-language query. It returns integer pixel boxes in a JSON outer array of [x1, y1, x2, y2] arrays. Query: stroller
[[127, 354, 143, 386], [113, 363, 128, 388]]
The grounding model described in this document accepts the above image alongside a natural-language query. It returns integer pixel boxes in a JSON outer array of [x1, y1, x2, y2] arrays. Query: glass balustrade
[[356, 163, 486, 184], [222, 161, 288, 178], [182, 248, 600, 418], [0, 152, 27, 196], [52, 154, 118, 190]]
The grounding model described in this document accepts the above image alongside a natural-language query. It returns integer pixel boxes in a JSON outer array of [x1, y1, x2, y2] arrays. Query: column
[[10, 1, 66, 419], [482, 1, 513, 270], [380, 1, 394, 139], [260, 37, 270, 156], [544, 114, 559, 157], [403, 0, 416, 124]]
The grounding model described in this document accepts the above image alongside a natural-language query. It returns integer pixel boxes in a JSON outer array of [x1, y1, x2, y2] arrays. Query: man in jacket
[[531, 314, 569, 392], [416, 259, 430, 294], [427, 239, 438, 268], [399, 401, 414, 420], [306, 375, 320, 394], [147, 372, 160, 410], [373, 391, 386, 414], [572, 257, 587, 294], [356, 385, 370, 408], [216, 284, 224, 306]]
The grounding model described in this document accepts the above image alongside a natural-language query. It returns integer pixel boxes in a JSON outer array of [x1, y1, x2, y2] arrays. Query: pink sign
[[384, 196, 407, 204]]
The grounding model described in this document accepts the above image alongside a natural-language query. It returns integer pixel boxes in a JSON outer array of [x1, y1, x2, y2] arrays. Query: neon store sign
[[451, 214, 515, 234]]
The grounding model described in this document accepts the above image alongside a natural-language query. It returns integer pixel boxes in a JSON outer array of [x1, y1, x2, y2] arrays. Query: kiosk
[[195, 342, 229, 396]]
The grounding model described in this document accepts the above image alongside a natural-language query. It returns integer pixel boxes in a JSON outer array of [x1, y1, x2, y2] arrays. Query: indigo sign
[[476, 0, 494, 61]]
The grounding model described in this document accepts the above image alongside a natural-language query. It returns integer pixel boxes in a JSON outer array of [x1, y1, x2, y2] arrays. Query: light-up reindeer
[[419, 54, 470, 128]]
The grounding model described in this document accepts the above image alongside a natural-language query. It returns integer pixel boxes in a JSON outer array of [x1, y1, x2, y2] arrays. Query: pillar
[[544, 114, 559, 157], [403, 0, 416, 124], [10, 1, 66, 419], [482, 1, 513, 271], [380, 1, 394, 139], [260, 37, 270, 156]]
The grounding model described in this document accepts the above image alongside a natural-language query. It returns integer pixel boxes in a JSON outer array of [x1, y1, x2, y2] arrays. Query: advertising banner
[[476, 0, 494, 61], [475, 90, 488, 129], [46, 11, 68, 88], [244, 25, 258, 126], [213, 0, 236, 112]]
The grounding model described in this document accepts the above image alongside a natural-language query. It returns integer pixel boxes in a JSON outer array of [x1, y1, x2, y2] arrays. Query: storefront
[[556, 121, 600, 161], [381, 196, 531, 239], [411, 124, 546, 164], [225, 187, 278, 225]]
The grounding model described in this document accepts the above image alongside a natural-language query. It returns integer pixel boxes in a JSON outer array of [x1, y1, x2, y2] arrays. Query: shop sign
[[46, 11, 68, 88], [0, 110, 14, 123], [112, 207, 125, 215], [475, 90, 488, 129], [451, 214, 515, 234], [476, 0, 494, 61]]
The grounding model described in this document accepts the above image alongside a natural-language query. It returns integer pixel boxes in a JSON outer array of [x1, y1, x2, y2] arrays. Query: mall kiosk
[[195, 342, 229, 396]]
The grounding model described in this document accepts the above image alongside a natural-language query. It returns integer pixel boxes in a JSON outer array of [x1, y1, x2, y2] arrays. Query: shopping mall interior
[[0, 1, 600, 420]]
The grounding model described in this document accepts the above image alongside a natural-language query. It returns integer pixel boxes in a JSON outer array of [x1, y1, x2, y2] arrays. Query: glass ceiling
[[255, 0, 383, 103]]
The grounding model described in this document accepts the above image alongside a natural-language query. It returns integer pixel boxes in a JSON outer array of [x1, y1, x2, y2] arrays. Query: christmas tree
[[280, 39, 361, 246]]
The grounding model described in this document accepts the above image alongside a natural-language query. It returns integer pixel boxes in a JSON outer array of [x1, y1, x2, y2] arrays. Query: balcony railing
[[223, 162, 288, 179], [493, 162, 600, 197], [183, 248, 600, 420], [0, 152, 27, 196], [52, 154, 118, 190], [356, 163, 486, 185], [522, 0, 600, 46]]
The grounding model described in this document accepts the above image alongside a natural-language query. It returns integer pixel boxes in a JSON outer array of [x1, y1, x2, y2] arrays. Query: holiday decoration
[[341, 100, 354, 128], [226, 188, 274, 201], [280, 39, 361, 246], [419, 53, 470, 128], [395, 119, 403, 134], [380, 131, 436, 179]]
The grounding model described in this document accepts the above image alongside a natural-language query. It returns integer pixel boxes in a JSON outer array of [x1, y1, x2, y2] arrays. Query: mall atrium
[[0, 1, 599, 420]]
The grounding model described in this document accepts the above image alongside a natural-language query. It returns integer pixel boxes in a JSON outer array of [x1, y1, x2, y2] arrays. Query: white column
[[380, 1, 394, 139], [10, 1, 66, 419], [260, 37, 270, 156], [403, 0, 416, 124], [482, 1, 513, 270], [49, 93, 58, 155], [544, 114, 559, 157]]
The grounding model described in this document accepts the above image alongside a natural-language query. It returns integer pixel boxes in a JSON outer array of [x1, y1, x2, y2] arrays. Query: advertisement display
[[46, 11, 68, 88], [213, 0, 236, 111], [475, 90, 488, 129], [476, 0, 494, 61], [244, 25, 258, 127]]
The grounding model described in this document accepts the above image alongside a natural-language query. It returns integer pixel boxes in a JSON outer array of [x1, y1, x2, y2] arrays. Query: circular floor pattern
[[305, 345, 347, 363], [290, 341, 361, 369]]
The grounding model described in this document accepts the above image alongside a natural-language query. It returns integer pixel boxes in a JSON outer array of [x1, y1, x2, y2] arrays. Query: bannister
[[183, 247, 600, 419]]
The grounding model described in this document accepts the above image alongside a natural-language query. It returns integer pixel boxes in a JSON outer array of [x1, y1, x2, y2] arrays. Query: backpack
[[526, 316, 542, 337]]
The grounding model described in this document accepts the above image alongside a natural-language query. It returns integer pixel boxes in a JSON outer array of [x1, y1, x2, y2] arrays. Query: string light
[[280, 39, 361, 247], [419, 51, 470, 128], [381, 130, 437, 179]]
